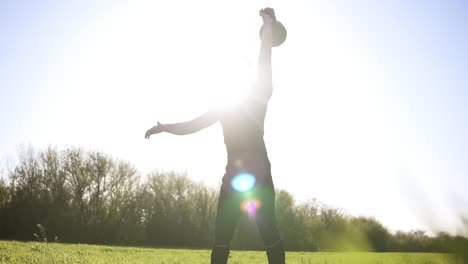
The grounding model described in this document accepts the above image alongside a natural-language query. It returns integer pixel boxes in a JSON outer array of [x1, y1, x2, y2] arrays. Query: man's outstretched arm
[[256, 8, 275, 101], [145, 110, 218, 138]]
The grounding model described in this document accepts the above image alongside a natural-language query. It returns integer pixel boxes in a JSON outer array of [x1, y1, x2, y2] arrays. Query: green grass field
[[0, 241, 461, 264]]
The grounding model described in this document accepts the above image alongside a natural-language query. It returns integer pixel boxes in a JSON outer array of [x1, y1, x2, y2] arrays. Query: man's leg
[[211, 180, 241, 264], [255, 185, 285, 264]]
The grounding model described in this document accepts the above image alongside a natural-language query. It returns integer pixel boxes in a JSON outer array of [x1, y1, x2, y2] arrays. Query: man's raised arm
[[145, 110, 218, 138], [256, 8, 275, 101]]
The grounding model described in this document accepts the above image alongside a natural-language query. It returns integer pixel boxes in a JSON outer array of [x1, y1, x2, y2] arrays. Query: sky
[[1, 0, 467, 236]]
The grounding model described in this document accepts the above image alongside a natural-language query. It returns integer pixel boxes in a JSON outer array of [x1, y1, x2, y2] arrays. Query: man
[[145, 8, 285, 264]]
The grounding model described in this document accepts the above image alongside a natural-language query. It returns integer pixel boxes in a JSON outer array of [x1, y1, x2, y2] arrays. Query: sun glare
[[206, 57, 256, 110]]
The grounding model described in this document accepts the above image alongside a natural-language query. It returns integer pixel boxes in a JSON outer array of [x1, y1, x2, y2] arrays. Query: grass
[[0, 240, 461, 264]]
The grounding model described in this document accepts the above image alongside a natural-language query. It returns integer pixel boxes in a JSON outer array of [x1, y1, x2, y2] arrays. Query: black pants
[[211, 156, 285, 263]]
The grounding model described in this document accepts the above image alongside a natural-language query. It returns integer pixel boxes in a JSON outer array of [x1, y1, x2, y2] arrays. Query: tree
[[64, 148, 92, 242], [275, 190, 301, 250], [351, 217, 390, 252], [39, 147, 70, 241]]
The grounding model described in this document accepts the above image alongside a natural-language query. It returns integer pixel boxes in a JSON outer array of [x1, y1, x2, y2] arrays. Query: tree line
[[0, 146, 466, 254]]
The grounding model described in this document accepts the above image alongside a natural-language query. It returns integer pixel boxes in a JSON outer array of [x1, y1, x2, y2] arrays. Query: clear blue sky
[[1, 0, 467, 235]]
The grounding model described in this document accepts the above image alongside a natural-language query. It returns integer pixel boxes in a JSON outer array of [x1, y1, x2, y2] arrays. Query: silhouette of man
[[145, 8, 285, 264]]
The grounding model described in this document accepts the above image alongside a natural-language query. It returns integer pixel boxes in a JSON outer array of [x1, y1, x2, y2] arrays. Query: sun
[[205, 56, 256, 110]]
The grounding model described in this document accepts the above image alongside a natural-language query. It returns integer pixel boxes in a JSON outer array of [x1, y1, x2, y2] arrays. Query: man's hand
[[259, 7, 276, 24], [145, 122, 165, 139]]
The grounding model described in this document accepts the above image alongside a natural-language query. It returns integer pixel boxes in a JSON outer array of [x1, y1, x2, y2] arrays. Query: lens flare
[[241, 199, 262, 215], [231, 173, 256, 192]]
